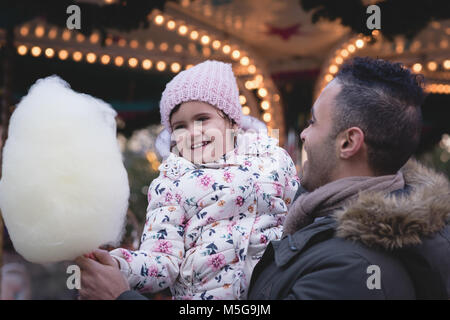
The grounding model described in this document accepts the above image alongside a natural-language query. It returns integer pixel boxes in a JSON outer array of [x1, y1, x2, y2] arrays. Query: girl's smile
[[191, 139, 212, 150]]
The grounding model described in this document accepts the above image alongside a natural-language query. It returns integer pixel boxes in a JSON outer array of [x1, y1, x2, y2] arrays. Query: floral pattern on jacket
[[110, 131, 299, 300]]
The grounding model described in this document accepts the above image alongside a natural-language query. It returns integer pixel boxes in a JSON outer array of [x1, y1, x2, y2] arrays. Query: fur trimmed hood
[[334, 160, 450, 250]]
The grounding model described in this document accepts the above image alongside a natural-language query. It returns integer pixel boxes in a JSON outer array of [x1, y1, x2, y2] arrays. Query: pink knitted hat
[[160, 60, 242, 133]]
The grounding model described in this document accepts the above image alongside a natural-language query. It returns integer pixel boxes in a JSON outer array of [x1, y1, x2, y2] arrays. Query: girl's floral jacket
[[110, 131, 299, 300]]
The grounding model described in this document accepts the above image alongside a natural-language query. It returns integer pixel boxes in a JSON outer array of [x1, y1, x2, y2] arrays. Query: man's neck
[[332, 162, 376, 181]]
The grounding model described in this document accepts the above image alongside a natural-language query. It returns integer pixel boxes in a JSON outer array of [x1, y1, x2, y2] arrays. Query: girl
[[110, 60, 299, 299]]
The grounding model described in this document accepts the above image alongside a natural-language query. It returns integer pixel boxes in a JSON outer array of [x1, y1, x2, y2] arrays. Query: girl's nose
[[188, 121, 203, 141]]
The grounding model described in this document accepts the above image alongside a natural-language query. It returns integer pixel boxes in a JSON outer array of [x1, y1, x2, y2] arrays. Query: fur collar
[[334, 159, 450, 250]]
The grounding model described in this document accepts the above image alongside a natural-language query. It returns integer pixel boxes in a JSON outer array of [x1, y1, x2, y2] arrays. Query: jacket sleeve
[[110, 173, 185, 293], [279, 148, 300, 209], [116, 290, 149, 300], [284, 253, 388, 300]]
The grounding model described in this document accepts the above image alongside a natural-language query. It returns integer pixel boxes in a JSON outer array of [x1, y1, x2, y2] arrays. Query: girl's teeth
[[192, 141, 209, 149]]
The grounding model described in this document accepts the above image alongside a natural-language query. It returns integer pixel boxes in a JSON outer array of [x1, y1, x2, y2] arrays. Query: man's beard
[[301, 141, 337, 192]]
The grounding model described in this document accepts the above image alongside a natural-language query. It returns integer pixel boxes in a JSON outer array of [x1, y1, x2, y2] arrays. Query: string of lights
[[316, 30, 450, 97], [13, 12, 284, 137]]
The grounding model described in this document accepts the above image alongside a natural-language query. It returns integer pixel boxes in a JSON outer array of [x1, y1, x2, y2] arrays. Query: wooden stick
[[0, 212, 3, 298], [0, 26, 14, 300]]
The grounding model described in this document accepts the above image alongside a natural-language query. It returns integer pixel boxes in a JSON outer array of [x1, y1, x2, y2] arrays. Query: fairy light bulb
[[443, 60, 450, 70], [329, 65, 338, 74], [142, 59, 152, 70], [105, 37, 113, 46], [146, 41, 154, 50], [129, 40, 139, 49], [240, 56, 249, 66], [427, 61, 437, 71], [100, 55, 110, 64], [178, 25, 188, 35], [212, 40, 221, 49], [174, 44, 183, 53], [355, 39, 365, 48], [258, 88, 268, 98], [154, 15, 164, 25], [171, 62, 181, 73], [156, 61, 166, 71], [263, 112, 272, 122], [76, 33, 85, 43], [62, 30, 71, 41], [159, 42, 169, 52], [86, 52, 96, 63], [412, 63, 422, 72], [17, 45, 28, 55], [190, 30, 199, 40], [245, 81, 254, 90], [72, 51, 82, 61], [45, 48, 55, 58], [48, 28, 57, 39], [242, 106, 250, 115], [201, 35, 210, 45], [35, 25, 45, 38], [31, 46, 42, 57], [20, 26, 29, 36], [128, 58, 138, 68], [118, 39, 126, 47], [90, 33, 99, 44], [167, 20, 176, 30], [58, 50, 69, 60], [222, 45, 231, 54], [261, 101, 270, 110], [115, 56, 124, 66]]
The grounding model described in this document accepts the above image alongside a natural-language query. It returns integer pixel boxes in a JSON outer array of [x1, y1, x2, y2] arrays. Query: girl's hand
[[83, 251, 120, 268], [83, 252, 97, 261]]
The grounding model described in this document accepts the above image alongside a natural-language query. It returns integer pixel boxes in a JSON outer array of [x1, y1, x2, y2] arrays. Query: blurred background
[[0, 0, 449, 299]]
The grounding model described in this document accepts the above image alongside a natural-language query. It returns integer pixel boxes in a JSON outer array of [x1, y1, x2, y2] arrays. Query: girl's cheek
[[173, 136, 188, 158]]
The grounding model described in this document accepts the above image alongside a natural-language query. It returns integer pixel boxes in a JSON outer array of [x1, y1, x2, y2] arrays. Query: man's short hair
[[334, 57, 425, 175]]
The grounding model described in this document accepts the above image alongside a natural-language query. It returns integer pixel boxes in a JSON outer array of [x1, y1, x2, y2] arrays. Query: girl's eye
[[307, 119, 314, 126], [174, 125, 184, 130], [197, 117, 208, 121]]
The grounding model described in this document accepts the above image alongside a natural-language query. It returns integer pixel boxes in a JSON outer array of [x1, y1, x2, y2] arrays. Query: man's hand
[[75, 249, 130, 300]]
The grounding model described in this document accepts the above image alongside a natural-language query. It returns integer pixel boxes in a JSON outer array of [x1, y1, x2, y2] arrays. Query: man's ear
[[337, 127, 365, 159]]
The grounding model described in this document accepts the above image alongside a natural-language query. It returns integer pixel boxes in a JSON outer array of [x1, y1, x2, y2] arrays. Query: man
[[76, 57, 450, 300], [247, 57, 450, 299]]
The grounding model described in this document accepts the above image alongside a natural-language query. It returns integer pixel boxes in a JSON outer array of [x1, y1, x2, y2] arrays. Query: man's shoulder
[[250, 222, 415, 300], [277, 217, 412, 282], [289, 225, 400, 268]]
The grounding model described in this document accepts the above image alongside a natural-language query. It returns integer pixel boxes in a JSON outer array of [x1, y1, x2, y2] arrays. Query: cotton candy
[[0, 76, 129, 264]]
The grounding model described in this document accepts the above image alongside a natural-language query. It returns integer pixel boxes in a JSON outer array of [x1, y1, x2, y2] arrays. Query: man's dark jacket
[[247, 160, 450, 300]]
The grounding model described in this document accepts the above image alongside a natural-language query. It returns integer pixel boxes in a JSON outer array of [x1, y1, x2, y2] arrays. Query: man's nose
[[300, 128, 307, 143]]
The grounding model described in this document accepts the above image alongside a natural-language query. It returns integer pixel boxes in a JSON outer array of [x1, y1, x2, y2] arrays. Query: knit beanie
[[160, 60, 242, 133]]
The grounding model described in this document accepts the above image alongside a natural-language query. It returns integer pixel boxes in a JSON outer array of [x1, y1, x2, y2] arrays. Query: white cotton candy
[[0, 76, 129, 264]]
